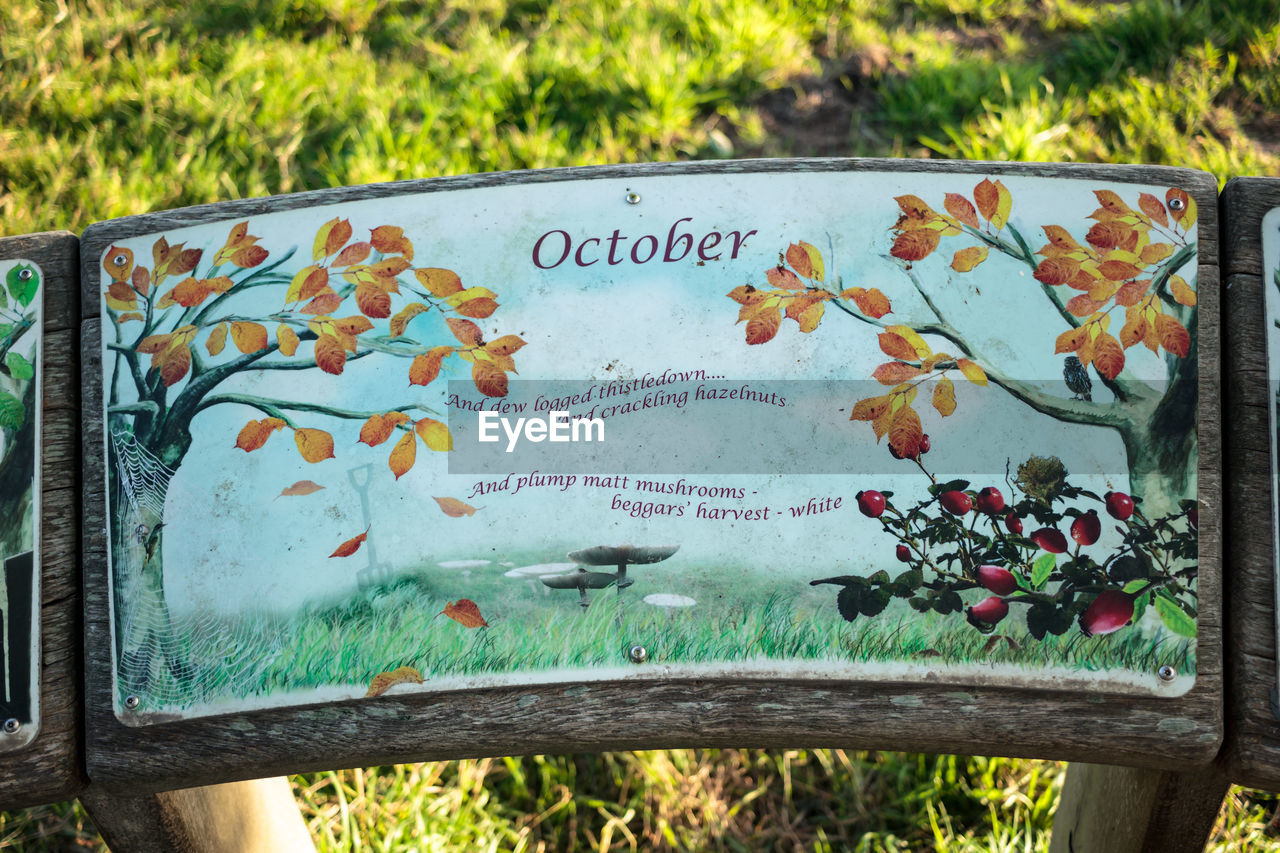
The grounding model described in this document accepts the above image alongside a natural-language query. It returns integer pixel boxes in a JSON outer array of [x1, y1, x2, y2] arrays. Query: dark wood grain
[[1220, 177, 1280, 791], [0, 232, 84, 809], [79, 160, 1224, 794]]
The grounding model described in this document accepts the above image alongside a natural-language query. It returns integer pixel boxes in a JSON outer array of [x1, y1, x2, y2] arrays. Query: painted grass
[[129, 570, 1192, 712]]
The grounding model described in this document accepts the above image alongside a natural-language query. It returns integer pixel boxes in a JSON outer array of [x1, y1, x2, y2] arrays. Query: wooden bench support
[[1050, 763, 1228, 853], [80, 777, 315, 853]]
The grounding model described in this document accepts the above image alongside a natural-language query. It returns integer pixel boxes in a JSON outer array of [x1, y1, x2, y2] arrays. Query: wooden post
[[81, 777, 314, 853], [1051, 763, 1228, 853]]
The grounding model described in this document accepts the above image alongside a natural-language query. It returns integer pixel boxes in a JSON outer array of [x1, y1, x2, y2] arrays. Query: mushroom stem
[[579, 585, 590, 608]]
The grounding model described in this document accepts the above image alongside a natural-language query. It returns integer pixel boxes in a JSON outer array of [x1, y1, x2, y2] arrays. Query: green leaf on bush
[[1132, 591, 1150, 624], [6, 264, 38, 307], [0, 323, 11, 341], [1153, 595, 1196, 638], [0, 391, 24, 429], [1122, 579, 1148, 594], [1030, 552, 1055, 590], [859, 588, 891, 617], [836, 586, 863, 622], [5, 352, 33, 381]]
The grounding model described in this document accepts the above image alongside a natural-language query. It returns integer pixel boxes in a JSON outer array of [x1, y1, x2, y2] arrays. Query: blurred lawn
[[2, 0, 1279, 848]]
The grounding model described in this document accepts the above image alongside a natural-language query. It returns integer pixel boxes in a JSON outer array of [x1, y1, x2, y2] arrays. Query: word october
[[532, 217, 758, 269], [477, 410, 604, 453]]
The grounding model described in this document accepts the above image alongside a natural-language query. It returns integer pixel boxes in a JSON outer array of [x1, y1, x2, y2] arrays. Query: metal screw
[[16, 269, 32, 282], [625, 191, 641, 205], [2, 719, 20, 734], [1168, 197, 1185, 211], [629, 645, 647, 663], [1158, 665, 1176, 682], [113, 254, 128, 266], [124, 695, 140, 710]]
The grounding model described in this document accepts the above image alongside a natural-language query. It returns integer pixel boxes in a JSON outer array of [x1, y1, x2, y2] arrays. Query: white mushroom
[[503, 562, 577, 578], [438, 559, 492, 569], [643, 593, 697, 607]]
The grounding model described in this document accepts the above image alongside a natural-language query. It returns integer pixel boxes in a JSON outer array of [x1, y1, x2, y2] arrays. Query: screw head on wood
[[124, 695, 140, 709], [2, 719, 19, 734], [112, 253, 128, 266], [1158, 665, 1176, 681], [1167, 197, 1185, 211], [629, 645, 648, 663], [625, 191, 641, 205]]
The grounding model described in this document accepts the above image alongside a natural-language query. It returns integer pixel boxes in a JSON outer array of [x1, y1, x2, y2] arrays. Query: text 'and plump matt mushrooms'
[[541, 569, 619, 608], [567, 544, 679, 591]]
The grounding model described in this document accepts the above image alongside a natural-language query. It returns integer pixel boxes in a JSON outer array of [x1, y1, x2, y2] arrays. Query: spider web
[[110, 430, 287, 712]]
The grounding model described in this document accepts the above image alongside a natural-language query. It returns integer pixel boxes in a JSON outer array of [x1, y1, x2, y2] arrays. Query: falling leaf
[[330, 526, 370, 558], [434, 497, 479, 517], [277, 480, 325, 498], [366, 665, 424, 697], [441, 599, 489, 628], [359, 412, 410, 447], [950, 246, 988, 273], [416, 268, 464, 298], [235, 417, 287, 452], [388, 430, 417, 479], [295, 428, 336, 462], [415, 418, 453, 451], [932, 376, 956, 416]]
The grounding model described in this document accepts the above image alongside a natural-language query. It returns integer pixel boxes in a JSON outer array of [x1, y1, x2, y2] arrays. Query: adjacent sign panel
[[0, 259, 43, 751], [96, 169, 1202, 724], [1264, 206, 1280, 692]]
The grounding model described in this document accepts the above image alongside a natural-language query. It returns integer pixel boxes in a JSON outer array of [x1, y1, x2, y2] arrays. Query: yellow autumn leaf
[[932, 376, 957, 416], [415, 418, 453, 451]]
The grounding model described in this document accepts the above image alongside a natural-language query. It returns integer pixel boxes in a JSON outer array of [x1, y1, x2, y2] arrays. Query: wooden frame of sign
[[1221, 176, 1280, 790], [0, 232, 83, 808], [80, 159, 1222, 797]]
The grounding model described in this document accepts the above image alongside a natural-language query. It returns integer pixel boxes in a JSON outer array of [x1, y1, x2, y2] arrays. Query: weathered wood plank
[[1220, 177, 1280, 791], [81, 777, 315, 853], [1051, 763, 1228, 853], [0, 232, 84, 809], [79, 160, 1223, 794]]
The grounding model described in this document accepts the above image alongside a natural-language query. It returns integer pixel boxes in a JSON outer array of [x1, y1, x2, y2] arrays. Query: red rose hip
[[1104, 491, 1134, 521], [968, 596, 1009, 625], [939, 490, 972, 516], [1080, 591, 1134, 636], [919, 434, 931, 454], [896, 544, 912, 562], [976, 564, 1017, 595], [976, 486, 1005, 515], [1070, 509, 1101, 546], [1005, 512, 1023, 534], [857, 490, 886, 518], [1030, 527, 1069, 553]]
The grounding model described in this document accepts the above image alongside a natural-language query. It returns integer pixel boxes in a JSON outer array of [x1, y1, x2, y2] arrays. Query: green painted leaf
[[0, 323, 12, 341], [5, 352, 33, 381], [1122, 579, 1148, 594], [1132, 591, 1150, 624], [1153, 594, 1197, 638], [6, 264, 38, 307], [1031, 552, 1056, 590], [0, 391, 24, 429]]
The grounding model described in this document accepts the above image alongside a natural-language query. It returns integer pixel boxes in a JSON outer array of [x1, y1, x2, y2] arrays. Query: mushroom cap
[[504, 562, 577, 578], [643, 593, 697, 607], [568, 544, 680, 566], [541, 571, 619, 590], [438, 559, 491, 569]]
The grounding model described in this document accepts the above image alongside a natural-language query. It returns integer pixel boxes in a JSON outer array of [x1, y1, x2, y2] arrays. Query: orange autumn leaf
[[1155, 313, 1190, 357], [206, 323, 228, 355], [744, 304, 782, 345], [295, 428, 336, 462], [1138, 193, 1169, 228], [1085, 222, 1131, 250], [118, 312, 145, 323], [887, 405, 924, 459], [841, 287, 891, 319], [453, 296, 498, 319], [447, 317, 484, 346], [365, 665, 423, 697], [330, 526, 370, 558], [472, 360, 508, 397], [235, 417, 287, 452], [131, 266, 150, 296], [300, 292, 344, 315], [785, 241, 824, 281], [1033, 258, 1080, 286], [1166, 188, 1196, 228], [1055, 326, 1087, 355], [1092, 333, 1126, 380], [1041, 225, 1083, 253], [370, 225, 414, 261], [877, 331, 918, 362], [230, 321, 269, 354], [1120, 309, 1147, 349], [416, 268, 464, 298], [955, 358, 987, 386], [314, 218, 353, 260], [314, 333, 348, 375], [159, 345, 192, 386], [974, 179, 1012, 229], [872, 362, 922, 385], [766, 266, 804, 289], [390, 302, 430, 337], [1065, 294, 1105, 317], [1098, 259, 1141, 281], [932, 375, 956, 416], [276, 324, 300, 356], [1094, 189, 1133, 217], [355, 282, 391, 318], [409, 346, 453, 386], [106, 282, 138, 310], [334, 241, 372, 268], [415, 418, 453, 451], [434, 496, 479, 517], [850, 395, 890, 422], [277, 480, 325, 498], [441, 599, 489, 628], [1114, 279, 1151, 306], [943, 193, 979, 229], [950, 246, 988, 272], [287, 265, 330, 303], [486, 335, 527, 356], [388, 430, 417, 479], [890, 229, 939, 262], [359, 411, 411, 447], [103, 246, 134, 282], [1169, 275, 1196, 307]]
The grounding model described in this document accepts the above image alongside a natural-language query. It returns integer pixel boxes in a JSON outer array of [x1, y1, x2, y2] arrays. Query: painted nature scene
[[98, 171, 1200, 721], [0, 259, 41, 742]]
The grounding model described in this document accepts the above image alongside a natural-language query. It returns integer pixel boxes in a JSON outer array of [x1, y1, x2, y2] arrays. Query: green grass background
[[2, 0, 1279, 847]]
